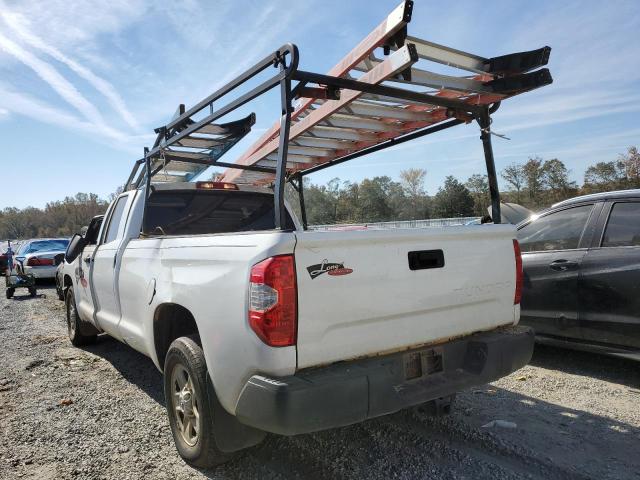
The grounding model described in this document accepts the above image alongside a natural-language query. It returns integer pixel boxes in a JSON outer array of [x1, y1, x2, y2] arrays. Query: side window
[[103, 196, 128, 244], [85, 217, 104, 245], [518, 205, 593, 253], [602, 202, 640, 247]]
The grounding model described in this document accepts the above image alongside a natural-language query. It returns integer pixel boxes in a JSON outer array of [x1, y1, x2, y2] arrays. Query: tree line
[[501, 146, 639, 208], [1, 146, 637, 239], [301, 146, 639, 225], [0, 193, 108, 240]]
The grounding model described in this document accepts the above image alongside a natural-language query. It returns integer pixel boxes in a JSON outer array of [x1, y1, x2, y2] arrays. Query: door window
[[602, 202, 640, 247], [103, 196, 128, 244], [518, 205, 593, 252]]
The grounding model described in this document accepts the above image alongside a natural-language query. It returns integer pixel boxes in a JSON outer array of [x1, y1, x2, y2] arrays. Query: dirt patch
[[1, 283, 639, 479]]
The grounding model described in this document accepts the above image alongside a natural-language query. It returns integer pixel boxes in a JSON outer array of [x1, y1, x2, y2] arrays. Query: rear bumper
[[23, 265, 57, 279], [235, 325, 534, 435]]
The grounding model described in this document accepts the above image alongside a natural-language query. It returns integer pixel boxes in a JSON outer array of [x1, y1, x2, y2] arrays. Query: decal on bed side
[[307, 259, 353, 279]]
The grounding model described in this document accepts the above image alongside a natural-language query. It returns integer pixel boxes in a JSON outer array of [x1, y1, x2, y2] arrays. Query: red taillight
[[27, 257, 54, 266], [513, 239, 523, 305], [249, 255, 297, 347], [195, 181, 238, 190]]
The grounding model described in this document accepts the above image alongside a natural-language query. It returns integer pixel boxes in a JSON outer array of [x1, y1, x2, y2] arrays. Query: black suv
[[517, 189, 640, 359]]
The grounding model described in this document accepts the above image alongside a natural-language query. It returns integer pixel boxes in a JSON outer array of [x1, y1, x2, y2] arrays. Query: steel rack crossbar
[[130, 0, 552, 232]]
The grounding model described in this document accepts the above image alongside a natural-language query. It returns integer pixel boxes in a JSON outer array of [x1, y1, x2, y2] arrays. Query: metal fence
[[310, 217, 480, 231]]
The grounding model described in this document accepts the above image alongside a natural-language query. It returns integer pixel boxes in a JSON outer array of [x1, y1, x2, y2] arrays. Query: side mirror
[[65, 234, 87, 263]]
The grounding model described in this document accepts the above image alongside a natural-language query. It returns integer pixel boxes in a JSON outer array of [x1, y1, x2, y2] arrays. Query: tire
[[164, 336, 234, 467], [65, 287, 96, 346], [5, 288, 14, 299], [56, 277, 64, 301], [29, 287, 37, 297]]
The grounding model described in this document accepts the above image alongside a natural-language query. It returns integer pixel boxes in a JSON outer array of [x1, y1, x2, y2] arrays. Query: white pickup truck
[[62, 180, 532, 466]]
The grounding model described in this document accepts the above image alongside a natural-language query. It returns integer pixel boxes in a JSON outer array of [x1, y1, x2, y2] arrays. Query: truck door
[[579, 200, 640, 348], [90, 193, 134, 339], [517, 204, 595, 340], [76, 215, 105, 323]]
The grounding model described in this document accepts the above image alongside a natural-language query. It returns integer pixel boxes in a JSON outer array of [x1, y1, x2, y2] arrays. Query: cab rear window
[[144, 190, 294, 235]]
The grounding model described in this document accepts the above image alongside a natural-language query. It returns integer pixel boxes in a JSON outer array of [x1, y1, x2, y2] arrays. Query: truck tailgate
[[294, 225, 518, 369]]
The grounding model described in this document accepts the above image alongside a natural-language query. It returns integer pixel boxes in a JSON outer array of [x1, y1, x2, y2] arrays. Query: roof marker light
[[195, 181, 238, 190]]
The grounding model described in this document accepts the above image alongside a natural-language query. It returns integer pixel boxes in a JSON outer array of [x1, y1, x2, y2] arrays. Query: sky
[[0, 0, 639, 209]]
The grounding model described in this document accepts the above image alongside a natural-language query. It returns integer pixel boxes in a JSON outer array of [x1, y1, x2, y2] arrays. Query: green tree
[[304, 182, 339, 225], [542, 159, 576, 202], [355, 176, 397, 222], [465, 174, 490, 216], [432, 176, 475, 218], [584, 160, 626, 192]]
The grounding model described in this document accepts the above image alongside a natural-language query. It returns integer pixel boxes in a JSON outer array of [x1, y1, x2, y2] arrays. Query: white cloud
[[1, 10, 139, 129], [0, 0, 147, 50], [0, 33, 104, 125], [0, 0, 637, 195], [0, 83, 152, 154]]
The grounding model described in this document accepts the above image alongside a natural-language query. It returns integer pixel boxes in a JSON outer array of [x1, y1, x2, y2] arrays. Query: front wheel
[[28, 287, 37, 297], [55, 278, 64, 300], [65, 287, 96, 346], [5, 288, 14, 299], [164, 336, 234, 467]]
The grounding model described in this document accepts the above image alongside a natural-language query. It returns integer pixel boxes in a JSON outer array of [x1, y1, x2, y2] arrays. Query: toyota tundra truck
[[62, 180, 531, 466], [60, 0, 553, 466]]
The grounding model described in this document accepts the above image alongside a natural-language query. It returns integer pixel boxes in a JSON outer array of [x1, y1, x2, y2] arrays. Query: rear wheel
[[65, 287, 96, 346], [164, 336, 234, 467], [28, 287, 37, 297], [5, 288, 14, 299]]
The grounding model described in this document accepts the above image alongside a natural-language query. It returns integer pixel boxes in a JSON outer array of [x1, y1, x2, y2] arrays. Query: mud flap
[[206, 374, 266, 453], [78, 319, 100, 337], [419, 394, 455, 417]]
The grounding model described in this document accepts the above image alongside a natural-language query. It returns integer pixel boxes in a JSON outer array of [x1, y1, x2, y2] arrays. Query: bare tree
[[523, 157, 545, 203], [619, 146, 640, 188], [501, 163, 525, 203], [399, 168, 428, 219]]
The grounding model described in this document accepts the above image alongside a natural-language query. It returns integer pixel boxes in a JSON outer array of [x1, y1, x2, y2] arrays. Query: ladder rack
[[222, 2, 550, 188], [127, 0, 552, 232]]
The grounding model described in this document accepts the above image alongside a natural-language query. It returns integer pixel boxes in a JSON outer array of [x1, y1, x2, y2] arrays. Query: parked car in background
[[1, 245, 10, 275], [465, 203, 533, 226], [13, 238, 70, 279], [55, 216, 104, 300], [517, 189, 640, 359]]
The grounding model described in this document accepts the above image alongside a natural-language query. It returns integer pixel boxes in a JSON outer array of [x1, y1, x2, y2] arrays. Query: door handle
[[83, 257, 92, 264], [549, 259, 578, 271]]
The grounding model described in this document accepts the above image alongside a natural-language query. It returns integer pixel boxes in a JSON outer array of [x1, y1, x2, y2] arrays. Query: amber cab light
[[195, 181, 238, 190]]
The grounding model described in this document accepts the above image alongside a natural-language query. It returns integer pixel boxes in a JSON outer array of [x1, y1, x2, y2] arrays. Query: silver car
[[13, 238, 70, 279]]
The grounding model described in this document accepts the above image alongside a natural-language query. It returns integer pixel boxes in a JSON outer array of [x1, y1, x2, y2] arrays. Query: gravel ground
[[1, 283, 639, 480]]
